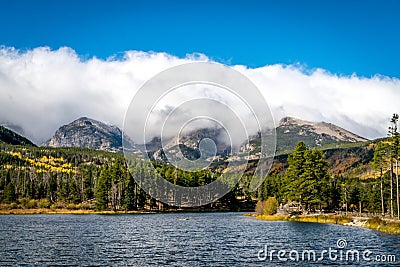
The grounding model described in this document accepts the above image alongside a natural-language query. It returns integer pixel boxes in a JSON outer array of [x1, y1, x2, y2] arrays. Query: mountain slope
[[144, 116, 368, 163], [45, 117, 124, 152], [0, 125, 35, 146], [247, 117, 367, 155], [278, 117, 366, 143], [214, 141, 376, 180], [146, 127, 231, 162]]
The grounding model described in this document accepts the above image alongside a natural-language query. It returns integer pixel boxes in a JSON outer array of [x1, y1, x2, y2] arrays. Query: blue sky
[[1, 0, 399, 78], [1, 0, 400, 143]]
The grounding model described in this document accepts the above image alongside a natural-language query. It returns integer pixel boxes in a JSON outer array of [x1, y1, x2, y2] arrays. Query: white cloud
[[235, 65, 400, 139], [0, 46, 399, 144]]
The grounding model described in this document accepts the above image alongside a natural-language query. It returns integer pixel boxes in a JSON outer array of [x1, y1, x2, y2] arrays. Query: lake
[[0, 212, 399, 266]]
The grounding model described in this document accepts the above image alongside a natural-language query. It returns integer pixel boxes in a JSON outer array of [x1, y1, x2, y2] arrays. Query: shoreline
[[0, 208, 152, 215], [0, 208, 250, 215], [252, 214, 400, 235]]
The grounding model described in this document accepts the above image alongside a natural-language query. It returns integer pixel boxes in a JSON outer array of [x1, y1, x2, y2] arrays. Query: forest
[[0, 114, 399, 215], [257, 114, 400, 217], [0, 143, 250, 211]]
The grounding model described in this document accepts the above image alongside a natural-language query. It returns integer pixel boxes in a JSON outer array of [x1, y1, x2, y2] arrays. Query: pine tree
[[284, 142, 330, 211], [4, 181, 16, 203], [373, 142, 388, 215], [83, 167, 94, 201], [109, 161, 123, 211], [388, 113, 399, 217], [123, 171, 136, 211], [95, 163, 110, 211], [390, 114, 400, 219], [284, 141, 308, 204], [299, 149, 316, 209]]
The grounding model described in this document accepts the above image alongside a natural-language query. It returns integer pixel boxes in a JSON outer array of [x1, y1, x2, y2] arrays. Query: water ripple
[[0, 213, 399, 266]]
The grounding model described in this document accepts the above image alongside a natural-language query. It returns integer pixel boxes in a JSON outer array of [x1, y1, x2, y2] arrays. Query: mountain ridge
[[0, 125, 35, 146], [278, 117, 366, 142], [45, 117, 125, 152], [274, 116, 367, 152], [43, 116, 369, 159]]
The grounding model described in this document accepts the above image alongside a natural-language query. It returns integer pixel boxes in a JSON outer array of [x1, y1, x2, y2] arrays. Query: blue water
[[0, 213, 399, 266]]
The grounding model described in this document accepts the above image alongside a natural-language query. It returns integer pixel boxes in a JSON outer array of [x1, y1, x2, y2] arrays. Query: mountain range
[[0, 116, 377, 179], [41, 116, 369, 161], [2, 116, 369, 162]]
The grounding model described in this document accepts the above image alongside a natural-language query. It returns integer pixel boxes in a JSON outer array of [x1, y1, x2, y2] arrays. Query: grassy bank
[[0, 208, 147, 215], [254, 214, 400, 235], [365, 216, 400, 234], [257, 214, 352, 224], [0, 205, 248, 215]]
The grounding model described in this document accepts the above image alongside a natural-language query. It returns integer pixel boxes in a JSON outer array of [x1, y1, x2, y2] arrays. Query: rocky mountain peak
[[271, 116, 368, 153], [46, 117, 124, 152], [278, 117, 310, 127], [146, 126, 231, 162]]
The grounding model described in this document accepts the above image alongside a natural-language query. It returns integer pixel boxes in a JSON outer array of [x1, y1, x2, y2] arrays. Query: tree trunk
[[390, 161, 394, 217], [396, 159, 399, 220], [345, 189, 348, 214], [111, 184, 117, 212], [380, 167, 385, 216]]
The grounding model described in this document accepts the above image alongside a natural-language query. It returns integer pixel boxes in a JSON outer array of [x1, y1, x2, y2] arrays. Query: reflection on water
[[0, 213, 399, 266]]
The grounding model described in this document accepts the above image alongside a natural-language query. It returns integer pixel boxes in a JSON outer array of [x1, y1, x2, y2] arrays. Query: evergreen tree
[[388, 113, 399, 217], [310, 149, 330, 208], [373, 142, 388, 215], [283, 142, 330, 211], [82, 166, 94, 201], [95, 163, 110, 211], [109, 160, 123, 211], [3, 181, 16, 203], [284, 142, 308, 203], [390, 114, 400, 218], [123, 171, 136, 211], [326, 176, 341, 210]]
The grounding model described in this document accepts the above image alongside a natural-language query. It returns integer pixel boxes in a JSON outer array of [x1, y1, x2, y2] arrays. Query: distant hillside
[[277, 117, 367, 149], [217, 141, 376, 180], [0, 125, 35, 146], [141, 116, 369, 164], [246, 117, 368, 155], [45, 117, 126, 152], [145, 127, 230, 162]]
